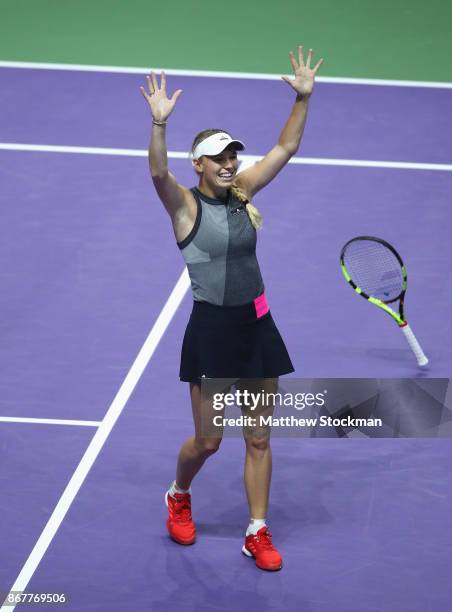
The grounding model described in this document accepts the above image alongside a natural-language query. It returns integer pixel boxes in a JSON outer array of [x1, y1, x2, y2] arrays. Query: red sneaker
[[165, 491, 196, 545], [242, 526, 283, 571]]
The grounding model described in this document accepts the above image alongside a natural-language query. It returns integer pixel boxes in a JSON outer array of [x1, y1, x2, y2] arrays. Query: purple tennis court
[[1, 66, 452, 611]]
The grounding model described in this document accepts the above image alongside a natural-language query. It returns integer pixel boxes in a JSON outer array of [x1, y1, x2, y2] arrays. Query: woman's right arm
[[141, 72, 190, 218]]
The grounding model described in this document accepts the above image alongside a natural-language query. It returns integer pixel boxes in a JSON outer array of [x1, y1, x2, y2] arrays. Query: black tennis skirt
[[179, 296, 294, 383]]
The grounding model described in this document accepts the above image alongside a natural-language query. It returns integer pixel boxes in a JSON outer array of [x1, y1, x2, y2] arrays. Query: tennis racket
[[340, 236, 428, 367]]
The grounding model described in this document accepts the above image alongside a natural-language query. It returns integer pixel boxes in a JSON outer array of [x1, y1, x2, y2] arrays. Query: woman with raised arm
[[140, 47, 323, 571]]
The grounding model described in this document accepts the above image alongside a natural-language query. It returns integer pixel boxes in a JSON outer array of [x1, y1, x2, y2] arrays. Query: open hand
[[140, 71, 182, 122], [281, 46, 323, 98]]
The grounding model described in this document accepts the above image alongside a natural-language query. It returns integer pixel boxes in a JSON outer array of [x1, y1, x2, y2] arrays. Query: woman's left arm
[[235, 46, 323, 198]]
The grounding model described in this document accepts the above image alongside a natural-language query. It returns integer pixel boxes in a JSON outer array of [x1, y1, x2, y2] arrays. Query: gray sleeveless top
[[177, 187, 264, 306]]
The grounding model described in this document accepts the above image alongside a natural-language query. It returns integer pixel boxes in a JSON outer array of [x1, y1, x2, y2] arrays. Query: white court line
[[1, 60, 452, 89], [1, 142, 451, 172], [0, 267, 190, 612], [0, 416, 101, 427]]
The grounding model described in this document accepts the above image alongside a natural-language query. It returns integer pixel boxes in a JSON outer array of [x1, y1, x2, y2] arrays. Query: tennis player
[[141, 46, 323, 571]]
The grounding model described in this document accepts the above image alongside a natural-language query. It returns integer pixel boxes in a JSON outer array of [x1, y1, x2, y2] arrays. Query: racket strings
[[343, 240, 404, 301]]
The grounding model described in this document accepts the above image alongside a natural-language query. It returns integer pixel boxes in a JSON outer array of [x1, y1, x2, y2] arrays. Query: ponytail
[[230, 184, 263, 231]]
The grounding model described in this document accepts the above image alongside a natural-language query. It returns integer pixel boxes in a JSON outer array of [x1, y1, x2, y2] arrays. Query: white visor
[[192, 132, 245, 159]]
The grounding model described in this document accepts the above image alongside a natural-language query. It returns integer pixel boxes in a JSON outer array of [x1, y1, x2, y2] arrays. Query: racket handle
[[401, 324, 429, 367]]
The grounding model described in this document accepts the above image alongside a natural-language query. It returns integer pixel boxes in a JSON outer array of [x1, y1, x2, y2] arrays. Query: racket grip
[[401, 324, 429, 367]]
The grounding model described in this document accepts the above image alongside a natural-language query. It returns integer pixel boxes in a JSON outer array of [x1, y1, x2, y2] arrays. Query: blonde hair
[[191, 129, 263, 230]]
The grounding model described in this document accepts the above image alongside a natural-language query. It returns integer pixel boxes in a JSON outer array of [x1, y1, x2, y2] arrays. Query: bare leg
[[243, 437, 272, 519], [175, 382, 226, 490], [238, 378, 277, 519]]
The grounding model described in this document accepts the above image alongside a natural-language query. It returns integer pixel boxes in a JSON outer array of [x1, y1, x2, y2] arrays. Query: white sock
[[246, 518, 266, 536], [168, 480, 191, 498]]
